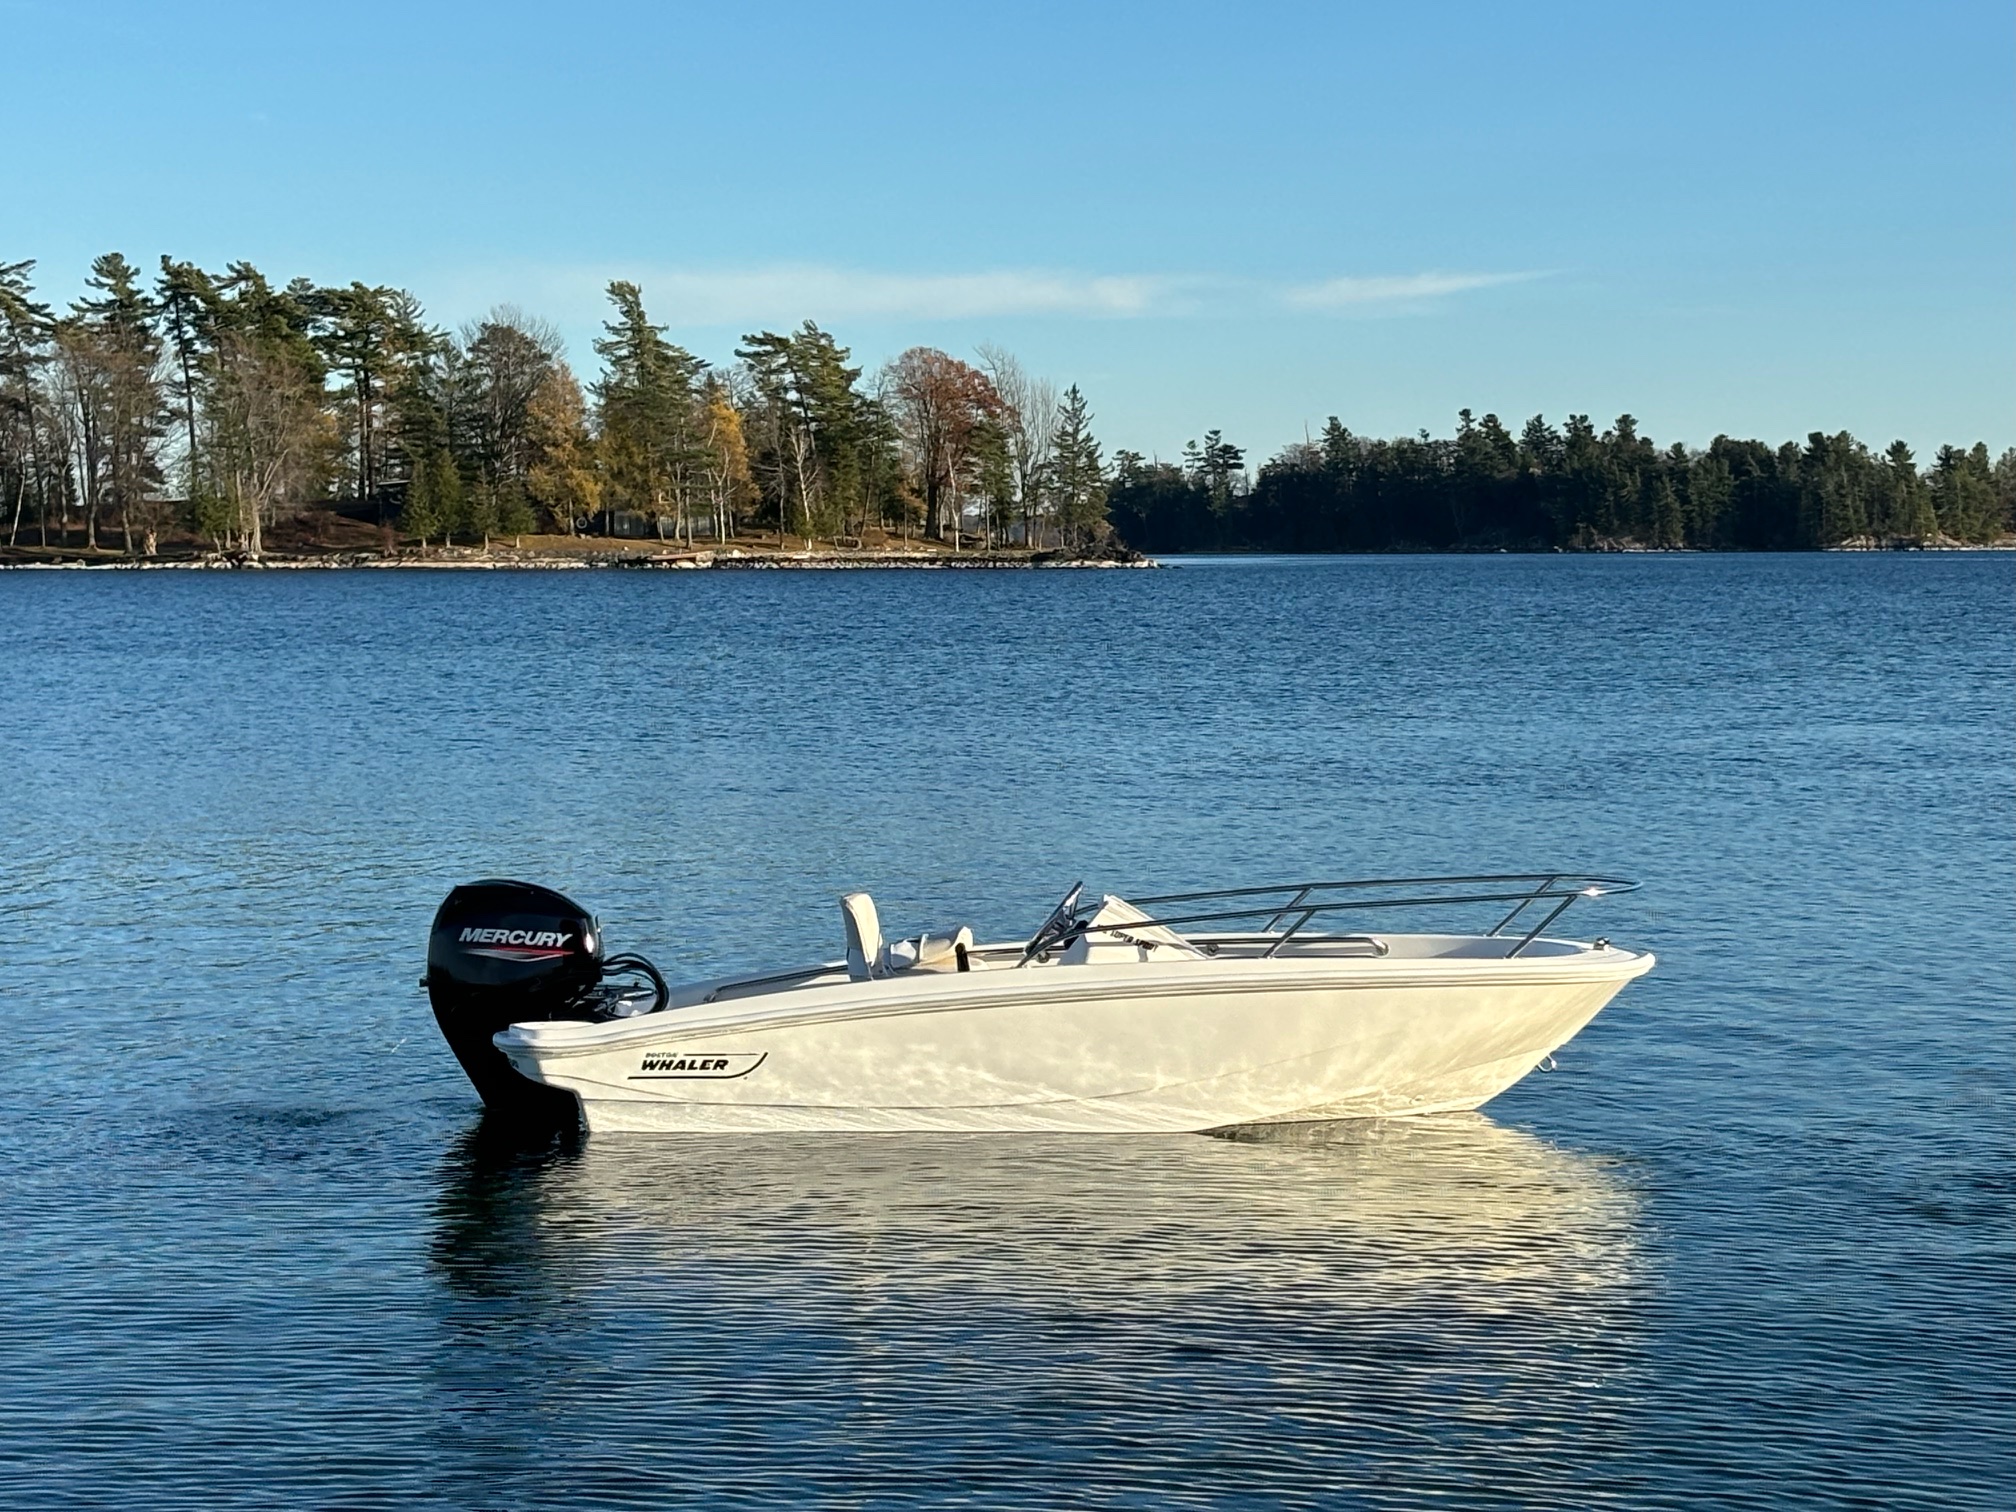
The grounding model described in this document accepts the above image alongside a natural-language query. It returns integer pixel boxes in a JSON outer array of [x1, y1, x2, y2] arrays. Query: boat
[[426, 873, 1654, 1133]]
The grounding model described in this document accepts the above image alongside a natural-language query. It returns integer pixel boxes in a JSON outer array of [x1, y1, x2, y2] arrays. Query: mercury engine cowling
[[428, 879, 664, 1123]]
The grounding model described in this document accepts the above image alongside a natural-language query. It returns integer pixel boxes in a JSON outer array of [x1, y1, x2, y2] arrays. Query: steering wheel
[[1019, 881, 1086, 966]]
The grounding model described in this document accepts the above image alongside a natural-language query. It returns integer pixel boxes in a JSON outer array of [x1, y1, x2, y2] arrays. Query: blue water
[[1, 554, 2009, 1510]]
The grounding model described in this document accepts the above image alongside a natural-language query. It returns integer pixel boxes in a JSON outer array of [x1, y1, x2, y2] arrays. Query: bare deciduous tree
[[978, 342, 1056, 548], [202, 331, 332, 557]]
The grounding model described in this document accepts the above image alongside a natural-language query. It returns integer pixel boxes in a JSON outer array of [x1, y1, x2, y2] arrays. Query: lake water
[[1, 554, 2009, 1509]]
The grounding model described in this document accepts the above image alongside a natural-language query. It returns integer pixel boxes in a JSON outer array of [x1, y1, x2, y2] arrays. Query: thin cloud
[[1284, 271, 1544, 310], [442, 263, 1541, 330], [506, 264, 1199, 325]]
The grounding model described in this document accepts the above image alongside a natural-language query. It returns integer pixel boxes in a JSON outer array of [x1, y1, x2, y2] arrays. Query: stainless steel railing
[[1043, 873, 1639, 961]]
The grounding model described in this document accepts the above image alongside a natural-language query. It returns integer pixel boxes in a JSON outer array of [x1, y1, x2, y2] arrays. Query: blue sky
[[5, 0, 2010, 461]]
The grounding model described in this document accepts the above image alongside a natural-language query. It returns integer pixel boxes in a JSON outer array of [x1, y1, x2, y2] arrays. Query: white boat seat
[[1061, 895, 1206, 965], [842, 892, 976, 979], [841, 892, 884, 980], [883, 926, 976, 973]]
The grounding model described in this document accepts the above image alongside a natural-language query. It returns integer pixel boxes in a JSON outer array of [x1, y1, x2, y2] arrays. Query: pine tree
[[430, 450, 466, 546], [1930, 443, 1998, 542], [0, 260, 56, 547], [496, 482, 536, 540], [1879, 441, 1935, 541], [463, 480, 499, 548], [595, 281, 705, 540], [1048, 384, 1107, 550], [399, 449, 443, 546], [70, 253, 168, 553], [153, 258, 222, 506]]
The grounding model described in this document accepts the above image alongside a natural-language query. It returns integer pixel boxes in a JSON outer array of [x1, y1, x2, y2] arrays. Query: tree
[[386, 323, 458, 512], [154, 258, 220, 500], [427, 450, 468, 546], [178, 262, 337, 555], [596, 281, 705, 542], [979, 343, 1056, 546], [399, 448, 444, 546], [1184, 429, 1246, 510], [1930, 443, 1999, 542], [789, 325, 876, 539], [883, 346, 1003, 545], [1048, 384, 1107, 549], [1877, 441, 1935, 541], [455, 464, 497, 547], [1800, 431, 1872, 546], [1686, 449, 1733, 545], [525, 366, 600, 533], [201, 328, 331, 556], [739, 323, 871, 543], [58, 254, 168, 553], [462, 309, 564, 507], [697, 376, 753, 542], [972, 417, 1015, 547], [1993, 449, 2016, 537], [309, 283, 429, 523], [0, 260, 56, 546]]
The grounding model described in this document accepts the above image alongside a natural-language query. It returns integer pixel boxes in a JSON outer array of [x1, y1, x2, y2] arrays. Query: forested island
[[2, 253, 2010, 566]]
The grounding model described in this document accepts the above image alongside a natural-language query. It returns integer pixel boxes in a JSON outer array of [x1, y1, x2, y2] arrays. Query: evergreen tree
[[596, 281, 705, 540], [1993, 449, 2016, 536], [68, 253, 168, 553], [463, 480, 500, 547], [153, 258, 222, 502], [1929, 443, 1998, 542], [1878, 441, 1935, 541], [1686, 450, 1733, 545], [1185, 429, 1245, 510], [1048, 384, 1107, 549], [308, 283, 429, 523], [0, 260, 56, 547], [399, 449, 444, 545], [430, 450, 467, 546], [199, 261, 335, 557], [496, 482, 536, 539]]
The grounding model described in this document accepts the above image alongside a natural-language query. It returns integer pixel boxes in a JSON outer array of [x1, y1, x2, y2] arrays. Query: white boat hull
[[495, 939, 1654, 1133]]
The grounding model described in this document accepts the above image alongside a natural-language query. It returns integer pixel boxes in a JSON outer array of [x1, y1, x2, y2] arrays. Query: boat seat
[[1061, 895, 1206, 965], [883, 926, 976, 973], [841, 892, 976, 979], [841, 892, 884, 980]]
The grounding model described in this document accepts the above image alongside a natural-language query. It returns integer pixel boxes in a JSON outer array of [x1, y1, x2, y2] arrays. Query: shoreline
[[0, 546, 1159, 572], [3, 539, 2009, 571]]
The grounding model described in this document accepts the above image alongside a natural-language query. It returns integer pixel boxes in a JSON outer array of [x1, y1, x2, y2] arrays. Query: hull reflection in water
[[428, 1117, 1650, 1504]]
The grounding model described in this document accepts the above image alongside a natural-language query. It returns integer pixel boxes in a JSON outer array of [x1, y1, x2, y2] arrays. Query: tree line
[[4, 255, 2009, 561], [1112, 412, 2015, 553], [0, 256, 1113, 557]]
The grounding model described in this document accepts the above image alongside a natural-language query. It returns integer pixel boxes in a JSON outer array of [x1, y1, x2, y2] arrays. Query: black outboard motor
[[428, 879, 648, 1124]]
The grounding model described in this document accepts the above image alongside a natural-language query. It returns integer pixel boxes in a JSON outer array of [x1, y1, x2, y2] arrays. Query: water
[[1, 554, 2009, 1509]]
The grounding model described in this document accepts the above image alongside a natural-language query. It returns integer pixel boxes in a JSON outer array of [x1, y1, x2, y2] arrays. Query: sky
[[4, 0, 2011, 462]]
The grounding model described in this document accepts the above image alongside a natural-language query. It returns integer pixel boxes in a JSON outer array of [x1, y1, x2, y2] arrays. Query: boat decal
[[629, 1051, 767, 1080], [459, 927, 574, 947]]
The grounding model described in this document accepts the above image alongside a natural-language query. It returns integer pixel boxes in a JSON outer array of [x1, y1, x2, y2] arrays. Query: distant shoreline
[[5, 539, 2011, 572], [15, 540, 2016, 572], [0, 545, 1159, 572]]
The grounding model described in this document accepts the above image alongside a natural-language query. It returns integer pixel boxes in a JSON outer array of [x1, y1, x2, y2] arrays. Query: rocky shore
[[0, 542, 1158, 571]]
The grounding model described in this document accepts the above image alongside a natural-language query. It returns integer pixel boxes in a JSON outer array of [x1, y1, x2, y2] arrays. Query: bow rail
[[1049, 873, 1639, 960]]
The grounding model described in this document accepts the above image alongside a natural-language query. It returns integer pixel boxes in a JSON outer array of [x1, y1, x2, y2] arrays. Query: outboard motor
[[427, 879, 665, 1123]]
